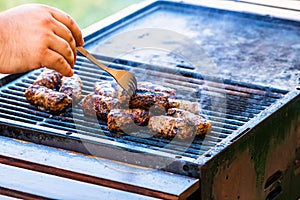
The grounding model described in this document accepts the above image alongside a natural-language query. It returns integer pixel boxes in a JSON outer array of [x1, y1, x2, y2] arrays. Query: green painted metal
[[200, 91, 300, 200]]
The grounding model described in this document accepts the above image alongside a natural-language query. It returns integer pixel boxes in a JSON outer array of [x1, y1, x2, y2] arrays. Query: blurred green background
[[0, 0, 142, 28]]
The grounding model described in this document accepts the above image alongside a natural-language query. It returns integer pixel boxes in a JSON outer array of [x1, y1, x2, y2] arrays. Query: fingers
[[45, 30, 75, 69], [44, 5, 84, 75], [43, 48, 74, 77], [51, 19, 77, 64], [48, 6, 84, 47], [32, 4, 83, 76]]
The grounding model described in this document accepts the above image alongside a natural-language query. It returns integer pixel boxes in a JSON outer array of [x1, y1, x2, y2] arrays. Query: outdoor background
[[0, 0, 142, 28]]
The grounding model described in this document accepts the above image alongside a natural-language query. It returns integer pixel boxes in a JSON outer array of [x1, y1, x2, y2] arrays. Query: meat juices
[[25, 69, 82, 112]]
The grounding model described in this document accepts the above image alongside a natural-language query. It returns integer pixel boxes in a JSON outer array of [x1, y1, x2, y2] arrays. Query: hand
[[0, 4, 84, 76]]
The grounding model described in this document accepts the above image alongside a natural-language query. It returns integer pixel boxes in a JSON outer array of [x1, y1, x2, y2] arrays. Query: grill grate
[[0, 54, 288, 160]]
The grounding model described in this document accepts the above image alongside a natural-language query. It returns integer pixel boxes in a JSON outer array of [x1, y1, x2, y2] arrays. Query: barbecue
[[0, 1, 300, 199]]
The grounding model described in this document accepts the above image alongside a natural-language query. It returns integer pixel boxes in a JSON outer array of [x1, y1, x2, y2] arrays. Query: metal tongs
[[77, 47, 137, 96]]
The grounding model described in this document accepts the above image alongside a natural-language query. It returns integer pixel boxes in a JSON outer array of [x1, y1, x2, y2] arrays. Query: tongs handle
[[76, 47, 109, 72]]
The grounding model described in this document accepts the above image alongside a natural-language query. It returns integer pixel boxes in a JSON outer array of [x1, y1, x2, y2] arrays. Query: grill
[[0, 57, 288, 161], [1, 1, 300, 199]]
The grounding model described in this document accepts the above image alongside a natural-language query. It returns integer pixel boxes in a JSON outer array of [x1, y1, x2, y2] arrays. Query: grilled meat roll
[[168, 99, 201, 114], [94, 81, 176, 98], [148, 116, 195, 139], [126, 91, 170, 111], [24, 85, 72, 112], [107, 108, 149, 134], [94, 81, 172, 111], [82, 93, 118, 121], [33, 68, 62, 89], [94, 81, 119, 98], [26, 69, 83, 111], [167, 108, 211, 135], [59, 74, 82, 103], [148, 108, 211, 139], [137, 82, 176, 98]]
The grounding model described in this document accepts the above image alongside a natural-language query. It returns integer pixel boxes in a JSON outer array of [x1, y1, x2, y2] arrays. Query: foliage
[[0, 0, 142, 28]]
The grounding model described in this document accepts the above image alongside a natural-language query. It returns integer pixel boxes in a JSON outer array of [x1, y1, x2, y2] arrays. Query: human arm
[[0, 4, 84, 76]]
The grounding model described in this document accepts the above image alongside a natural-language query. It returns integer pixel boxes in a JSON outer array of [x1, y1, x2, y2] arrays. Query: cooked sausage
[[148, 108, 211, 139], [33, 68, 62, 89], [168, 99, 201, 114], [81, 93, 118, 121], [148, 116, 195, 139], [137, 82, 176, 98], [26, 69, 83, 111], [94, 81, 176, 98], [126, 91, 170, 111], [90, 81, 212, 138], [167, 108, 211, 135], [94, 81, 171, 111], [94, 81, 119, 98], [24, 85, 72, 112], [107, 108, 149, 134], [59, 74, 82, 103]]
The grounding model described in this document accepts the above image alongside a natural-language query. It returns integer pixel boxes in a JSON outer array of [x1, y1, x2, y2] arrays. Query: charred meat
[[148, 116, 195, 139], [94, 81, 176, 99], [24, 85, 72, 112], [148, 108, 211, 139], [167, 108, 211, 135], [33, 68, 62, 89], [107, 108, 149, 134], [137, 81, 176, 98], [168, 99, 201, 114], [25, 69, 83, 111], [82, 93, 118, 121], [94, 81, 119, 98], [59, 74, 83, 103], [87, 80, 212, 138], [94, 81, 170, 111], [127, 90, 170, 111]]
